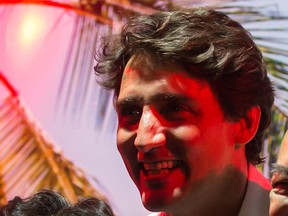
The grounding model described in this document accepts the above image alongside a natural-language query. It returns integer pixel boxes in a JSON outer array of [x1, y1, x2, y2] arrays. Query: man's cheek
[[117, 137, 140, 183]]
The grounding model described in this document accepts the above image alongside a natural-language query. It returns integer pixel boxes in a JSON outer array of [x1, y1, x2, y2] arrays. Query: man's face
[[115, 54, 243, 212]]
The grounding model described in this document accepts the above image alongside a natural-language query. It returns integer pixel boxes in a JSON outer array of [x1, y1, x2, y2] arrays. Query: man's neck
[[165, 163, 248, 216]]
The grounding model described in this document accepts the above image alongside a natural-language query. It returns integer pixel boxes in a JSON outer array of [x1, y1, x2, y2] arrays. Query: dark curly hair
[[0, 190, 114, 216], [95, 7, 274, 165], [0, 190, 69, 216], [57, 197, 114, 216]]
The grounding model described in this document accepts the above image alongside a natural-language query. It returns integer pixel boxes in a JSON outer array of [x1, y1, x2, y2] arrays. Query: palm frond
[[0, 72, 106, 204], [0, 0, 113, 25]]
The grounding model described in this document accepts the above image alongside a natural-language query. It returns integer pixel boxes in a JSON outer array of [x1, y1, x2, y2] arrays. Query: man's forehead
[[277, 131, 288, 166], [124, 52, 184, 78]]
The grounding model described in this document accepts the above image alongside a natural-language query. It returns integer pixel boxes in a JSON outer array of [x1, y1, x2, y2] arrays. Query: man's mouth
[[141, 160, 181, 175]]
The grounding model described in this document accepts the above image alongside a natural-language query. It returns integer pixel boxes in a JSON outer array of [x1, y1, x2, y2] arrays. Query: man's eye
[[162, 104, 190, 114], [172, 105, 187, 112], [122, 107, 141, 116], [118, 107, 142, 126], [160, 104, 192, 121]]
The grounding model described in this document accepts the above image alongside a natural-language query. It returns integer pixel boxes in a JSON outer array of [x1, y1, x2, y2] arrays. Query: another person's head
[[0, 190, 114, 216], [95, 7, 274, 215], [58, 197, 114, 216], [270, 131, 288, 216], [0, 190, 69, 216]]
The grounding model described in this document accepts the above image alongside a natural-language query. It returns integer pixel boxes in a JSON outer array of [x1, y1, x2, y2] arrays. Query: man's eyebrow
[[150, 93, 193, 104], [115, 96, 144, 109], [116, 93, 194, 108]]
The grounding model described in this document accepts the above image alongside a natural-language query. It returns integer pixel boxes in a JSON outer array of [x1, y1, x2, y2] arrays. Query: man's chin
[[140, 188, 180, 212], [138, 168, 186, 211], [141, 195, 167, 212]]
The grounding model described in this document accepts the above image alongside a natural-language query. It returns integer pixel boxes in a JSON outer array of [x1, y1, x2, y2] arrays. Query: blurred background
[[0, 0, 288, 215]]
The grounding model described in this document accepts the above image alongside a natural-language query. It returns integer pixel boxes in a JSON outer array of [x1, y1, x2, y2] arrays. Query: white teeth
[[143, 163, 150, 170], [162, 162, 168, 169], [143, 160, 179, 171], [167, 161, 173, 168]]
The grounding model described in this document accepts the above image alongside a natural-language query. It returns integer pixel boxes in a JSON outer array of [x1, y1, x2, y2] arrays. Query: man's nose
[[134, 107, 166, 153]]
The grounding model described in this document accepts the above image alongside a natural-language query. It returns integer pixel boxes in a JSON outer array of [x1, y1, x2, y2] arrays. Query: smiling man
[[95, 7, 274, 216]]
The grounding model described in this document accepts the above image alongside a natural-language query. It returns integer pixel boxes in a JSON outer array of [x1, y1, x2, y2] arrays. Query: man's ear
[[235, 106, 261, 145]]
